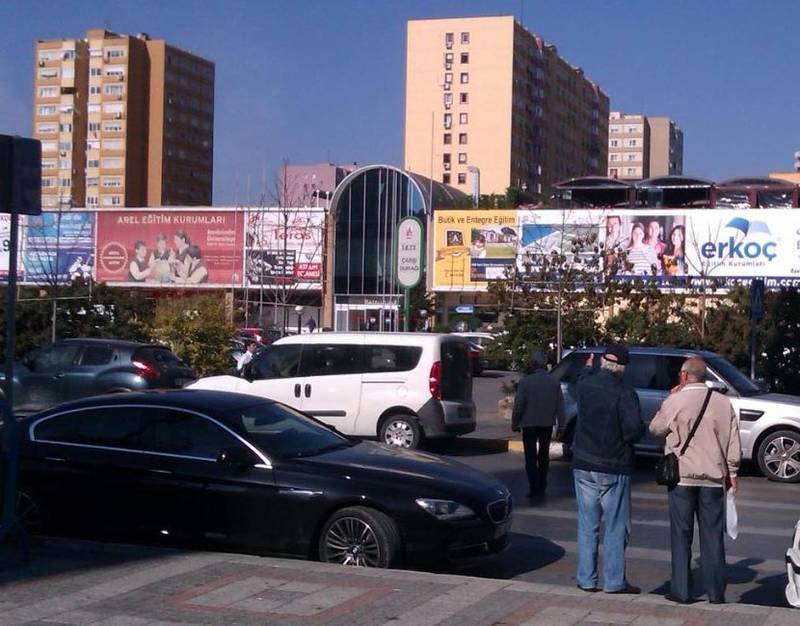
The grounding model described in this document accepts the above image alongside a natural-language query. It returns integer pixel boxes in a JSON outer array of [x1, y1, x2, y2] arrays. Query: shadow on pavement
[[441, 532, 566, 579]]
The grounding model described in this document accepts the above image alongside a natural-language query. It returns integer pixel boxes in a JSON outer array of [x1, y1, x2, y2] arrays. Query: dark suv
[[0, 339, 197, 414]]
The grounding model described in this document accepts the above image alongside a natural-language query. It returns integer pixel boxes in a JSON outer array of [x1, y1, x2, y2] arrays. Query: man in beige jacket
[[649, 357, 740, 605]]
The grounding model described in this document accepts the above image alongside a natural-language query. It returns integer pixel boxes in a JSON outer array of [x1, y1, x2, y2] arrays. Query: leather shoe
[[577, 585, 599, 593], [664, 593, 696, 605], [606, 583, 641, 595]]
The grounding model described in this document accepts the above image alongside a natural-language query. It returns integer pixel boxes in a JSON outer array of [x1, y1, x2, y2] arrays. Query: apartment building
[[280, 162, 358, 206], [607, 112, 683, 180], [33, 29, 214, 208], [404, 15, 608, 197]]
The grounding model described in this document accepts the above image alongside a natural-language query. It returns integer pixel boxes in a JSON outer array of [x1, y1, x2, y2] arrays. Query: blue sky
[[1, 0, 798, 205]]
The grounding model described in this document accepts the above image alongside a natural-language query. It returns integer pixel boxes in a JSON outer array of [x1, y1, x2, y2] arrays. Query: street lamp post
[[295, 305, 304, 335]]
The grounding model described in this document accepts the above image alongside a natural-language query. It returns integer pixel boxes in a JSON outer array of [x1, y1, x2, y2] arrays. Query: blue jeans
[[573, 469, 631, 591]]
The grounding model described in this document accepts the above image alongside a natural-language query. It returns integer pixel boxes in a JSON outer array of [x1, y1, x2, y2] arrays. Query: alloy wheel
[[763, 436, 800, 480], [384, 421, 414, 448], [322, 517, 381, 567]]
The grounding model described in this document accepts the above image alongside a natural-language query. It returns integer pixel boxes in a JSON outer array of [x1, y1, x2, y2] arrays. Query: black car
[[16, 390, 512, 567], [0, 339, 197, 414]]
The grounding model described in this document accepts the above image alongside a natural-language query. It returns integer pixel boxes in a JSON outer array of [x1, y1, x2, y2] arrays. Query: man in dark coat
[[512, 351, 564, 498]]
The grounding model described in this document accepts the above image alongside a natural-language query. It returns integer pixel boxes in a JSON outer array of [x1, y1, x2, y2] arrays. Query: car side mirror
[[217, 446, 256, 471], [705, 380, 728, 394]]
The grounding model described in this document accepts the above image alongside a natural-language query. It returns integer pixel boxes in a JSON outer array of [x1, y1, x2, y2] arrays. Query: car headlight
[[415, 498, 476, 521]]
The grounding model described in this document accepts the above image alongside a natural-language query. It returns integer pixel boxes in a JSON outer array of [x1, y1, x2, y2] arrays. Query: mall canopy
[[551, 176, 634, 208], [635, 175, 715, 208]]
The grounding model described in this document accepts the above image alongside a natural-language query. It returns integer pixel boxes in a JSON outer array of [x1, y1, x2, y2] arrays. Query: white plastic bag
[[786, 520, 800, 609], [725, 489, 738, 540]]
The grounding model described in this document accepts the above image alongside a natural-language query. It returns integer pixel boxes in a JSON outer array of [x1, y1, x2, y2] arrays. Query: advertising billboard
[[96, 210, 244, 287], [433, 210, 518, 291], [244, 208, 324, 289], [517, 209, 603, 275], [601, 212, 688, 278], [23, 211, 94, 284]]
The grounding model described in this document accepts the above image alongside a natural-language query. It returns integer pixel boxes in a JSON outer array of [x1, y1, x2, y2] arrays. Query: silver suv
[[553, 347, 800, 483]]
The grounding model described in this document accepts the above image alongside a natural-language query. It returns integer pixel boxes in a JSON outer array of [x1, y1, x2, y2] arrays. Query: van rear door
[[440, 339, 473, 402]]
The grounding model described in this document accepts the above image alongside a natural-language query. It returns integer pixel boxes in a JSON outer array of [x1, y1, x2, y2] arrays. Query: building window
[[102, 139, 123, 150], [101, 177, 123, 187], [104, 84, 124, 96], [58, 141, 71, 151], [38, 105, 56, 116], [626, 168, 638, 176], [89, 86, 101, 95], [40, 141, 57, 152], [103, 121, 123, 132], [102, 101, 124, 113], [609, 168, 618, 177], [37, 123, 57, 134], [445, 52, 453, 62], [610, 125, 620, 134], [609, 154, 619, 162], [443, 93, 453, 108], [460, 52, 469, 64], [60, 178, 71, 188], [59, 123, 72, 133], [88, 122, 101, 133], [90, 67, 102, 77], [87, 159, 99, 168], [443, 133, 452, 145], [38, 86, 58, 98], [41, 159, 57, 170], [457, 173, 467, 184], [443, 113, 452, 129], [59, 159, 71, 169], [61, 67, 74, 79], [458, 152, 467, 164], [610, 140, 618, 147], [626, 125, 641, 133], [458, 133, 467, 145], [62, 49, 75, 60], [86, 177, 99, 187], [459, 92, 468, 104], [102, 158, 123, 169], [443, 153, 451, 164], [442, 173, 451, 184], [106, 48, 125, 58], [86, 196, 98, 206], [41, 177, 56, 188], [87, 140, 100, 150], [460, 72, 469, 84], [460, 32, 470, 44], [459, 112, 468, 124], [38, 68, 59, 79], [445, 32, 454, 48], [105, 66, 125, 76], [444, 72, 453, 84]]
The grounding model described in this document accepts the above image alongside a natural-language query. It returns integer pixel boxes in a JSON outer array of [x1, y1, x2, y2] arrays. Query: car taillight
[[429, 361, 442, 400], [132, 360, 159, 380]]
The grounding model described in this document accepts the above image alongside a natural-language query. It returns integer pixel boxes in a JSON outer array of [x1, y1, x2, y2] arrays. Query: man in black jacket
[[512, 351, 564, 498], [571, 344, 645, 595]]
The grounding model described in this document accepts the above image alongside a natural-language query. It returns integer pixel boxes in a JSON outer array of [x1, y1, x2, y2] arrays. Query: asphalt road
[[439, 386, 800, 607]]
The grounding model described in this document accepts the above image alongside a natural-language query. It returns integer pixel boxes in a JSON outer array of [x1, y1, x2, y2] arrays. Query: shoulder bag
[[655, 389, 712, 488]]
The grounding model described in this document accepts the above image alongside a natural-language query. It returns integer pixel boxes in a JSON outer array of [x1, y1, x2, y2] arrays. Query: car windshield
[[707, 356, 764, 396], [226, 402, 353, 459]]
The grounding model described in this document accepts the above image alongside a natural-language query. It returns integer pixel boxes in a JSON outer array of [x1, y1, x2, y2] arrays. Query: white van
[[187, 332, 476, 448]]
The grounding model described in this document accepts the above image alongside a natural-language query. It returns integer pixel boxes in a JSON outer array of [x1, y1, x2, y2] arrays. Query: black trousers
[[668, 485, 726, 602], [522, 426, 552, 494]]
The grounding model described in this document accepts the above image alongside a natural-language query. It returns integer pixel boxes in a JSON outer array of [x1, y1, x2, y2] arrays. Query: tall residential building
[[404, 15, 608, 197], [607, 112, 683, 180], [33, 29, 214, 208], [280, 162, 358, 206]]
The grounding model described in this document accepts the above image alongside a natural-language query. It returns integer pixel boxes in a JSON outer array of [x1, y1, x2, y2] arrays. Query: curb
[[458, 437, 564, 458]]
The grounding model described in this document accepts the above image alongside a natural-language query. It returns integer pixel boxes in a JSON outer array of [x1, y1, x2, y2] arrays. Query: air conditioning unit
[[443, 162, 451, 170], [114, 112, 122, 119], [118, 75, 124, 81], [59, 151, 67, 156], [38, 60, 45, 67], [116, 95, 123, 100]]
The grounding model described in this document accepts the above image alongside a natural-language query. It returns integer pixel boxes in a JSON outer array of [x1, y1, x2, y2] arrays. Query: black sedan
[[16, 390, 512, 567]]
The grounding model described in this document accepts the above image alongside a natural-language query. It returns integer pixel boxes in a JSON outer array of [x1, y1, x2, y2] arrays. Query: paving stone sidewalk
[[0, 537, 798, 626]]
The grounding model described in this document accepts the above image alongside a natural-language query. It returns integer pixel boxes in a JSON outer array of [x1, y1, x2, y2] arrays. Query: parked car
[[237, 327, 283, 345], [188, 332, 476, 449], [454, 332, 503, 371], [16, 390, 511, 567], [0, 339, 197, 414], [553, 346, 800, 483]]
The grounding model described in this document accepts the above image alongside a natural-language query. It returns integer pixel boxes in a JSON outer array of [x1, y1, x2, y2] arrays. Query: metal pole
[[750, 318, 757, 381], [404, 288, 410, 332], [1, 211, 20, 539], [51, 300, 57, 342], [556, 289, 563, 363]]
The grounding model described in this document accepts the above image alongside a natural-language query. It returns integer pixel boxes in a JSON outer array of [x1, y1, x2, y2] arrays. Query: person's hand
[[726, 475, 738, 493]]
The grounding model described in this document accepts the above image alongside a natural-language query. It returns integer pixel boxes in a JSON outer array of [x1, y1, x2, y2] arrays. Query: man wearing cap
[[571, 343, 645, 594], [512, 351, 564, 498]]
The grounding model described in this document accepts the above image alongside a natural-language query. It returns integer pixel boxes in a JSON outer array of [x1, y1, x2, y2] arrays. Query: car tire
[[379, 415, 422, 449], [318, 506, 401, 568], [757, 430, 800, 483]]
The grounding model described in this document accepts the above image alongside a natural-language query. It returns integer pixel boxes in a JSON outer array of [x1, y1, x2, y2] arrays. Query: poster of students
[[602, 214, 687, 277], [433, 210, 518, 290], [96, 211, 243, 286]]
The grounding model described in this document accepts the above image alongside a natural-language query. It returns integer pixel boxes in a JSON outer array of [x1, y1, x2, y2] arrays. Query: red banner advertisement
[[96, 211, 244, 286]]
